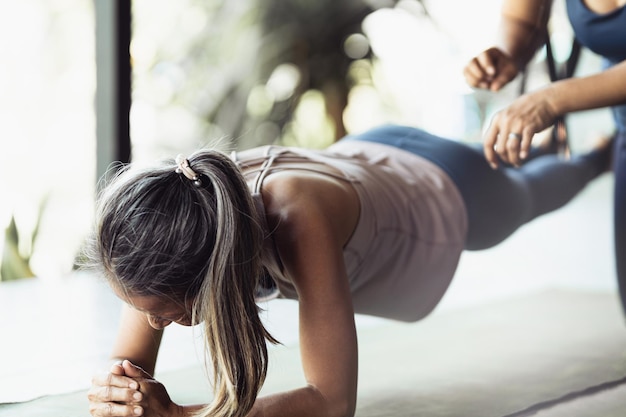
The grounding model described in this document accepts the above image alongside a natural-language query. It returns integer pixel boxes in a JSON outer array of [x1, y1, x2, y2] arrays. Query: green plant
[[0, 199, 47, 282]]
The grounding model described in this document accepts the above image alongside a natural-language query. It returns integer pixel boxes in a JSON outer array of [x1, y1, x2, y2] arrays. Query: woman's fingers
[[88, 372, 144, 416], [121, 359, 152, 379], [89, 401, 143, 417], [464, 49, 498, 89], [92, 371, 139, 391], [504, 132, 523, 166], [88, 364, 148, 417], [483, 123, 500, 169], [484, 93, 555, 168], [485, 127, 535, 168], [481, 73, 559, 168], [486, 128, 525, 168], [88, 384, 143, 404], [475, 51, 497, 78], [484, 118, 529, 168], [519, 131, 533, 161], [494, 129, 513, 165], [464, 57, 491, 89], [110, 362, 125, 376], [464, 47, 519, 91]]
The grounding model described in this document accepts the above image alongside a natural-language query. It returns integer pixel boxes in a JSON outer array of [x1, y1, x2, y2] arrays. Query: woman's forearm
[[247, 385, 353, 417], [110, 304, 164, 376], [497, 0, 553, 69], [547, 61, 626, 116], [175, 385, 352, 417]]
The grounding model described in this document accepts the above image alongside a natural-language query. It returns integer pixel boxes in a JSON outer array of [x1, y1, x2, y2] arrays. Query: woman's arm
[[484, 59, 626, 167], [549, 60, 626, 115], [91, 171, 360, 417], [246, 173, 360, 417], [497, 0, 553, 68], [89, 306, 167, 416], [110, 304, 164, 375], [464, 0, 553, 91]]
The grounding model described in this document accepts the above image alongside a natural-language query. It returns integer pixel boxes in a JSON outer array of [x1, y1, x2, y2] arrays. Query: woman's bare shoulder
[[261, 170, 360, 248]]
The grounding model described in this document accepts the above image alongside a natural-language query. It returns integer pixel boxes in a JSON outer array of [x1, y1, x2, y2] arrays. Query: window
[[0, 0, 96, 282]]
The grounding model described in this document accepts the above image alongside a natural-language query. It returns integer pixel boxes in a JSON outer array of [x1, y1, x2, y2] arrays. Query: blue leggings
[[346, 125, 607, 251]]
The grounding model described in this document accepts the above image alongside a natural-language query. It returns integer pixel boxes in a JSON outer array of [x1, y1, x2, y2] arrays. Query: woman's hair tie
[[175, 154, 203, 187]]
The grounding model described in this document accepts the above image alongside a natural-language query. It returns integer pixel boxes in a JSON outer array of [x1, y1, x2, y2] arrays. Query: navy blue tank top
[[566, 0, 626, 63], [567, 0, 626, 131]]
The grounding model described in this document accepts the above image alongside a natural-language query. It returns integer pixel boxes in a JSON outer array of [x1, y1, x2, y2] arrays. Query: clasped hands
[[88, 360, 183, 417]]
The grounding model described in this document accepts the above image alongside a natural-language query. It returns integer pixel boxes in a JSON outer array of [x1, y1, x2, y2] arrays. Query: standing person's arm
[[463, 0, 553, 91], [497, 0, 553, 69], [484, 59, 626, 167]]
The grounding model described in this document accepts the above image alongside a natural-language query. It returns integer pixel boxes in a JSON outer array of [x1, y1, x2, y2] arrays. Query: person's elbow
[[338, 399, 356, 417], [309, 384, 356, 417], [330, 395, 356, 417]]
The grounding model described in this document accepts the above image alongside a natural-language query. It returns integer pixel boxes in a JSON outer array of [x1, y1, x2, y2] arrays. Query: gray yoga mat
[[166, 289, 626, 417], [2, 289, 624, 417]]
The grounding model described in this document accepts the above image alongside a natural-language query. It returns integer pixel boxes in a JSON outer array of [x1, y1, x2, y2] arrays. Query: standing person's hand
[[464, 47, 520, 92], [483, 88, 558, 168]]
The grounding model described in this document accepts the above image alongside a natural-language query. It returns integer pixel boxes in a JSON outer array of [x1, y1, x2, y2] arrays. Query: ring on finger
[[508, 132, 522, 141]]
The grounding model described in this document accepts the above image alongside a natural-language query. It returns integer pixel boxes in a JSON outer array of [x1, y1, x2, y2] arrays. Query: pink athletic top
[[232, 140, 468, 322]]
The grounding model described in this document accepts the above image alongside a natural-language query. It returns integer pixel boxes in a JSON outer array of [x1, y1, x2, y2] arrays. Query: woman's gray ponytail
[[187, 150, 278, 417]]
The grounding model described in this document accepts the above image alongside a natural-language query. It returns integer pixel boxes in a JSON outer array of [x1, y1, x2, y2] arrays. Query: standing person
[[86, 124, 611, 417], [463, 0, 626, 310]]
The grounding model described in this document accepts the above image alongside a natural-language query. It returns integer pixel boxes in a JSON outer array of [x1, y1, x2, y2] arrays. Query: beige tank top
[[232, 140, 468, 322]]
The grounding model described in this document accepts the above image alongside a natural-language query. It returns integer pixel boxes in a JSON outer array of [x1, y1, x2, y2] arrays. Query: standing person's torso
[[567, 0, 626, 63], [566, 0, 626, 130]]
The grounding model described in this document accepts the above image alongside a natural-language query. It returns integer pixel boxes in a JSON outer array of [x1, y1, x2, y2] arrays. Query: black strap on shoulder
[[545, 35, 582, 157], [519, 33, 582, 94], [545, 35, 582, 82]]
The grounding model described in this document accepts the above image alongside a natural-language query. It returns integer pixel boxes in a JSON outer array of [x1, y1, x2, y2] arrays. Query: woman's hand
[[463, 47, 519, 92], [88, 360, 183, 417], [119, 360, 183, 417], [88, 361, 144, 416], [483, 88, 558, 168]]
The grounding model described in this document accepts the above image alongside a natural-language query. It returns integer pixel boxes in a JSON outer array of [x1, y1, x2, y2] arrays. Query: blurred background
[[1, 0, 613, 285], [0, 0, 616, 406]]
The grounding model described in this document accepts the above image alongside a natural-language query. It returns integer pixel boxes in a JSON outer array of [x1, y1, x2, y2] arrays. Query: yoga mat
[[352, 289, 626, 417], [4, 289, 623, 417]]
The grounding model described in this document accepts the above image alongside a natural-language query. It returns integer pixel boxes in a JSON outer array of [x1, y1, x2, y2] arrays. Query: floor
[[2, 288, 624, 417]]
